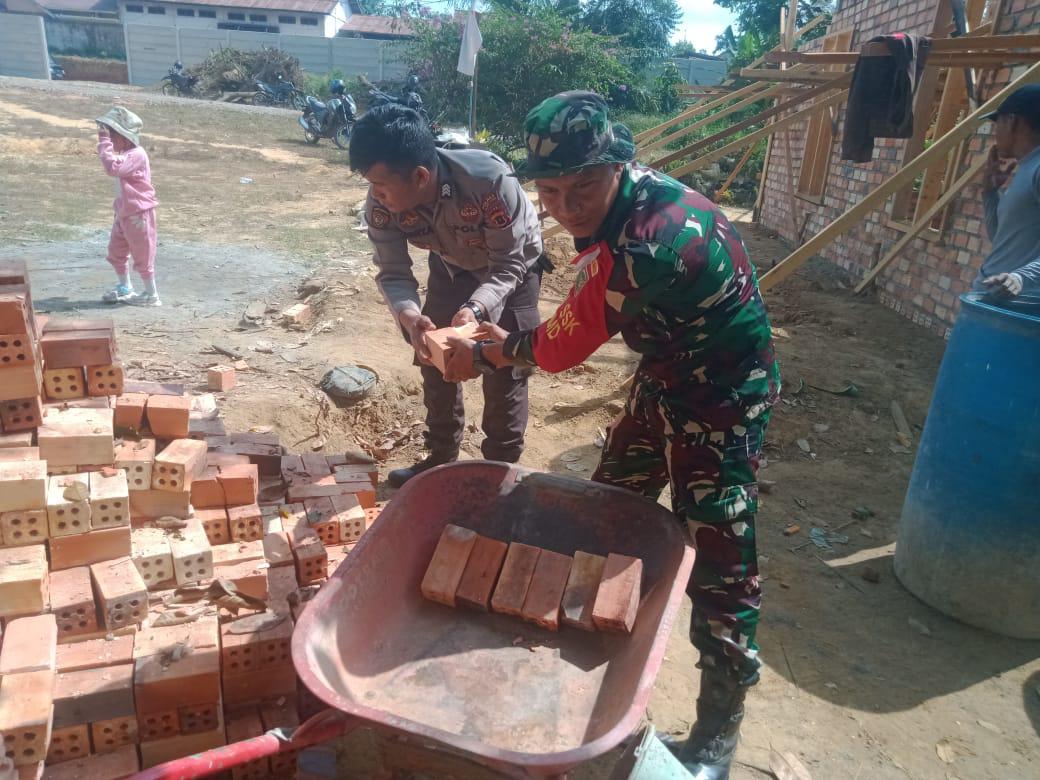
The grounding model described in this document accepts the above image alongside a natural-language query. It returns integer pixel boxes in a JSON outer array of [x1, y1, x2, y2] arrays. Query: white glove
[[983, 272, 1024, 297]]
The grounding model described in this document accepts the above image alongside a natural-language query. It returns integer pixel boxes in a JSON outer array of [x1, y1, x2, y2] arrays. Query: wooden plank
[[667, 91, 847, 180], [740, 68, 837, 83], [651, 74, 851, 168], [640, 84, 785, 153], [714, 141, 758, 203], [761, 60, 1040, 292], [634, 82, 772, 146], [853, 154, 988, 294], [915, 68, 968, 221]]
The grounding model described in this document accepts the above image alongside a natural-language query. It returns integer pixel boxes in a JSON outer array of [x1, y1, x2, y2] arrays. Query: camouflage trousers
[[592, 374, 771, 681]]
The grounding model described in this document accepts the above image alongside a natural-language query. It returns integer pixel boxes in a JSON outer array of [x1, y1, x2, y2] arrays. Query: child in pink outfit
[[96, 106, 161, 306]]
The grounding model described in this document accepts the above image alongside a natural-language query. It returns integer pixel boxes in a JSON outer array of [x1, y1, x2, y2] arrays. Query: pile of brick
[[422, 525, 643, 635], [0, 262, 381, 779]]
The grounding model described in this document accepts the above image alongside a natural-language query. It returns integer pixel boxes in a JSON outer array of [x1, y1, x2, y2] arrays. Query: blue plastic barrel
[[895, 294, 1040, 639]]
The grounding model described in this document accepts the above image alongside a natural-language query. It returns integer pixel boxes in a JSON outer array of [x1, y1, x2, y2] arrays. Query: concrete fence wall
[[45, 17, 126, 58], [0, 12, 51, 80], [125, 23, 408, 86]]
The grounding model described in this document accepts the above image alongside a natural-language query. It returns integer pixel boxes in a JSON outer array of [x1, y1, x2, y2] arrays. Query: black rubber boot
[[387, 452, 457, 488], [662, 665, 751, 780]]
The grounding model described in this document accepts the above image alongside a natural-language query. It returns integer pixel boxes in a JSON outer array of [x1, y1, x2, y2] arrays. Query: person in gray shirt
[[976, 84, 1040, 297], [349, 105, 546, 487]]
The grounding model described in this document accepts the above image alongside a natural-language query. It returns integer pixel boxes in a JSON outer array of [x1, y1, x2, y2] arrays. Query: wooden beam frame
[[714, 141, 758, 203], [739, 68, 838, 83], [634, 81, 772, 145], [853, 155, 988, 294], [667, 91, 847, 180], [651, 74, 851, 168], [640, 84, 785, 153], [759, 59, 1040, 292]]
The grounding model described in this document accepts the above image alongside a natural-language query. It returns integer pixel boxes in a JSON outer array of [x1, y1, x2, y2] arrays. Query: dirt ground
[[1, 76, 1037, 780]]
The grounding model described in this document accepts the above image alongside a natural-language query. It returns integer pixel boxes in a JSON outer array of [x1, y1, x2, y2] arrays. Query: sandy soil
[[0, 76, 1037, 780]]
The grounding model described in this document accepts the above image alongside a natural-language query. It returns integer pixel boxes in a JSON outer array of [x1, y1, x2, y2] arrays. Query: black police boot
[[661, 665, 751, 779], [387, 452, 457, 488]]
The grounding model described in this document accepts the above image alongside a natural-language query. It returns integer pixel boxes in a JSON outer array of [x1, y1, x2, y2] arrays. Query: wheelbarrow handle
[[127, 709, 359, 780]]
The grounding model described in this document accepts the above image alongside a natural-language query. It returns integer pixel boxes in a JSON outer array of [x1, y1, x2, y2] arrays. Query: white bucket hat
[[96, 106, 143, 146]]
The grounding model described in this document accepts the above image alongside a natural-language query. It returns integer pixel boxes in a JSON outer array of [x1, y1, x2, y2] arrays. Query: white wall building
[[115, 0, 349, 38]]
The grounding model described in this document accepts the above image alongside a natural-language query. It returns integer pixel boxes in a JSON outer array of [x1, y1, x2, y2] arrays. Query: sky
[[672, 0, 737, 53]]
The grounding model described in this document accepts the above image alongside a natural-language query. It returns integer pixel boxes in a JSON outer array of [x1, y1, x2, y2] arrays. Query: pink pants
[[107, 209, 157, 280]]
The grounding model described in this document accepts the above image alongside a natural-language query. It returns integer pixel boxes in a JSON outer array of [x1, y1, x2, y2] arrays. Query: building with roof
[[338, 12, 412, 39], [115, 0, 352, 38]]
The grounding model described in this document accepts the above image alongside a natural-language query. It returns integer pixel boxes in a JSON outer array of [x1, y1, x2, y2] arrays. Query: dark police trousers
[[417, 253, 541, 462]]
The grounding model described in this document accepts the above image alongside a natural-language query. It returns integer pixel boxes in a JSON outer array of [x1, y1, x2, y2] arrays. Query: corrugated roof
[[145, 0, 339, 13], [339, 13, 414, 37], [36, 0, 117, 13]]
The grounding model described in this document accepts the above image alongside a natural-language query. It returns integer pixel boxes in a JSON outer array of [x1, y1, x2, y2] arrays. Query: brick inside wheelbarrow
[[292, 461, 695, 776]]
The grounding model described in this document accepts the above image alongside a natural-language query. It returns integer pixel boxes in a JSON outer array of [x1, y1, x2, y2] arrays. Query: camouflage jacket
[[513, 164, 780, 408]]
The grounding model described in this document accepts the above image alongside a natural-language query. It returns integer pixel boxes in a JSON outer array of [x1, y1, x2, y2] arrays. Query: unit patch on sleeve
[[481, 192, 513, 229], [370, 207, 391, 229]]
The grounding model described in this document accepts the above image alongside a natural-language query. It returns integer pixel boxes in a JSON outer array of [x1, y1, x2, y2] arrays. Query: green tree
[[580, 0, 682, 59], [407, 8, 630, 149], [712, 1, 830, 68]]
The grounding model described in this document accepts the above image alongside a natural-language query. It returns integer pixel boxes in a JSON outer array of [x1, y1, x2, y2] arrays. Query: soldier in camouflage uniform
[[449, 92, 780, 779]]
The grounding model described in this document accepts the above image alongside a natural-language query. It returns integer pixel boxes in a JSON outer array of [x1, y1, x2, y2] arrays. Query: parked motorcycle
[[298, 79, 358, 149], [160, 62, 199, 97], [366, 75, 438, 131], [49, 57, 65, 81], [253, 74, 306, 110]]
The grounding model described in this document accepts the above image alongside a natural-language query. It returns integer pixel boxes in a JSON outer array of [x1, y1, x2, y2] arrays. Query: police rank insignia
[[441, 182, 454, 199], [370, 207, 390, 229], [460, 202, 481, 223], [481, 193, 512, 229]]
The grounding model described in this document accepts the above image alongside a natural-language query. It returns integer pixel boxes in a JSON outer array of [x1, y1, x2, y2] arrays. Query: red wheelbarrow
[[131, 462, 695, 779]]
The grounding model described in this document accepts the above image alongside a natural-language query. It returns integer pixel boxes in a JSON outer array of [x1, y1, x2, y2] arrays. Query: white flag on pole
[[457, 2, 482, 77]]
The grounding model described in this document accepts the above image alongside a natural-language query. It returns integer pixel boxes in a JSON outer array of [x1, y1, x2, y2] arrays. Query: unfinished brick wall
[[758, 0, 1040, 337]]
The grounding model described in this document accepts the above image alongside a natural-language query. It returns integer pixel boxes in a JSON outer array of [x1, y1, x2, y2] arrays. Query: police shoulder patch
[[481, 192, 513, 229], [370, 207, 391, 229]]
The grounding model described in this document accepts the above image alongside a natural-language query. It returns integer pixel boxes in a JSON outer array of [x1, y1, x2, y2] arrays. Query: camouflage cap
[[516, 91, 635, 180]]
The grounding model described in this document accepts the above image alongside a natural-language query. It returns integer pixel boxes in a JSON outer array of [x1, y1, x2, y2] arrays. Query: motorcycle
[[160, 62, 199, 97], [366, 85, 438, 131], [253, 75, 306, 110], [299, 90, 358, 149]]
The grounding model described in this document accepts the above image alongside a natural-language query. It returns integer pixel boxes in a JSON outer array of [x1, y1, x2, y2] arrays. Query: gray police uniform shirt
[[975, 145, 1040, 293], [366, 148, 543, 324]]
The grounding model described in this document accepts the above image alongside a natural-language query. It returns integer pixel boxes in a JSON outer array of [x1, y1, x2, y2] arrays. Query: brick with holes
[[293, 537, 327, 586], [189, 467, 225, 509], [145, 395, 190, 439], [167, 519, 214, 586], [49, 525, 131, 571], [137, 710, 179, 743], [177, 703, 221, 736], [0, 365, 42, 404], [302, 497, 339, 545], [0, 332, 37, 368], [90, 714, 137, 754], [0, 509, 48, 547], [48, 567, 99, 640], [207, 365, 236, 392], [86, 363, 124, 398], [129, 489, 191, 521], [227, 503, 263, 543], [0, 446, 38, 462], [211, 539, 265, 567], [331, 464, 379, 488], [37, 408, 114, 468], [221, 614, 293, 676], [225, 709, 269, 780], [455, 535, 509, 612], [114, 438, 155, 492], [0, 460, 47, 513], [0, 668, 54, 766], [0, 431, 34, 449], [212, 557, 268, 601], [0, 614, 56, 675], [88, 469, 130, 530], [90, 557, 147, 630], [521, 549, 573, 632], [134, 618, 220, 715], [46, 473, 91, 538], [43, 366, 86, 401], [46, 723, 89, 766], [329, 493, 366, 544], [130, 527, 174, 589], [262, 531, 293, 568], [218, 463, 258, 506], [53, 664, 134, 731], [222, 664, 297, 710], [42, 744, 140, 778], [0, 396, 43, 433], [260, 700, 300, 777], [267, 566, 298, 618], [138, 719, 225, 769], [591, 553, 642, 635], [113, 392, 148, 432], [422, 525, 478, 608], [196, 507, 230, 546], [39, 326, 114, 369], [152, 439, 207, 493], [490, 543, 541, 617]]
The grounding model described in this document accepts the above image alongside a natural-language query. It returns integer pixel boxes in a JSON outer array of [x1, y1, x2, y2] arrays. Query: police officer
[[349, 104, 545, 487], [450, 92, 780, 779]]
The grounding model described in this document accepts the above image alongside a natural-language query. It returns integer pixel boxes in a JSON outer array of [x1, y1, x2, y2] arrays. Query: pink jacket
[[97, 136, 158, 217]]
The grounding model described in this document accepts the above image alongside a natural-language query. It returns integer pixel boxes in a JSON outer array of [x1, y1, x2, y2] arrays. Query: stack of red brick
[[0, 264, 382, 779]]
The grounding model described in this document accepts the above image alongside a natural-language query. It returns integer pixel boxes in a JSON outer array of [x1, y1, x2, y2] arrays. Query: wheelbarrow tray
[[293, 461, 694, 776]]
